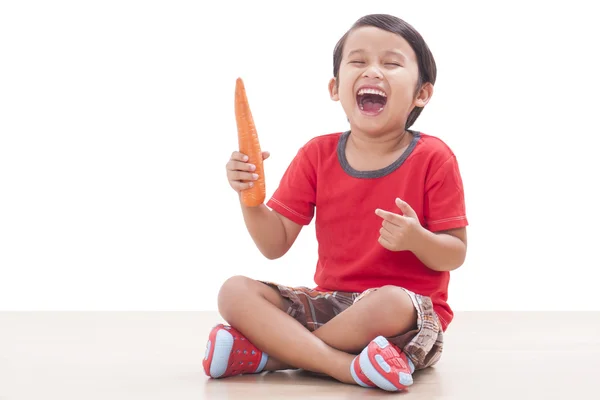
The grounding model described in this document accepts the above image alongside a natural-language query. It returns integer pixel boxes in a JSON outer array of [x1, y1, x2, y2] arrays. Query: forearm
[[239, 197, 288, 260], [411, 227, 467, 272]]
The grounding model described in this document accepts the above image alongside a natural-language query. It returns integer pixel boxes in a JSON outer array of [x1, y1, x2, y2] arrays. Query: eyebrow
[[347, 49, 407, 61]]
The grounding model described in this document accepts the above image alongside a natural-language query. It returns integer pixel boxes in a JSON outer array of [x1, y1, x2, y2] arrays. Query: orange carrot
[[235, 77, 265, 207]]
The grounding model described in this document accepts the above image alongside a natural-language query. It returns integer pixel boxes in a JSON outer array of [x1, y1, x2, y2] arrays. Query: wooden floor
[[1, 311, 598, 399]]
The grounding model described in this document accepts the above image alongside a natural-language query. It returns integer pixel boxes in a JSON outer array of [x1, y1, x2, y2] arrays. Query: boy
[[203, 14, 468, 392]]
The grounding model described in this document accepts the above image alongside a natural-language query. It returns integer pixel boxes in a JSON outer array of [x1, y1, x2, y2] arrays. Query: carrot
[[235, 77, 266, 207]]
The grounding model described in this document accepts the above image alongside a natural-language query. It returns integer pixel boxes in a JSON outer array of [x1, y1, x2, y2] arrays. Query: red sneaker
[[358, 336, 415, 391], [202, 324, 268, 378]]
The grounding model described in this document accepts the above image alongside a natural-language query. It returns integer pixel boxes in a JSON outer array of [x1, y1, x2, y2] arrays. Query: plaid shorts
[[261, 281, 444, 370]]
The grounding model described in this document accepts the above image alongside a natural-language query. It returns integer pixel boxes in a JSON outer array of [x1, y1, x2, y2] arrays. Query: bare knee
[[217, 275, 251, 320], [361, 286, 417, 335], [217, 275, 289, 323]]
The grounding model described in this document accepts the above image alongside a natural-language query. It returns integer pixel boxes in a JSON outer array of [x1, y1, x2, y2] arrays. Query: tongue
[[363, 100, 383, 113]]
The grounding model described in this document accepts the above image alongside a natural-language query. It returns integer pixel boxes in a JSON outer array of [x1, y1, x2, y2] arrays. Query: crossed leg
[[213, 275, 417, 385]]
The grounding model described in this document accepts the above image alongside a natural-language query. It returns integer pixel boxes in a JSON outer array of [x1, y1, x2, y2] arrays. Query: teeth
[[357, 88, 386, 97]]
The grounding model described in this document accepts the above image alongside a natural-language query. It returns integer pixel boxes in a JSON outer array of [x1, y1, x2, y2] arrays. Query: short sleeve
[[266, 146, 316, 226], [423, 155, 468, 232]]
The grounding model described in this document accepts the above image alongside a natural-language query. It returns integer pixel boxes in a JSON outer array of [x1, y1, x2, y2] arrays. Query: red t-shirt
[[266, 130, 468, 331]]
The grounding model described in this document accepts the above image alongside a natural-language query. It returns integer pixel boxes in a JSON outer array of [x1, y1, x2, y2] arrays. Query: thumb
[[262, 151, 270, 160], [395, 198, 417, 218]]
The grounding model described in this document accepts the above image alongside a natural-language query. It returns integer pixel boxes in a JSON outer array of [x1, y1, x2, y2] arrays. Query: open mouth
[[356, 87, 387, 115]]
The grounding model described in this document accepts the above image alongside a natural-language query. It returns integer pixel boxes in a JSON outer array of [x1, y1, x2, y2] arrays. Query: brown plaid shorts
[[261, 281, 444, 370]]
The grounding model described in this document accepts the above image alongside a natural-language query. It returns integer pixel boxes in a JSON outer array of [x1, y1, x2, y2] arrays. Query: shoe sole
[[350, 356, 375, 388], [202, 324, 234, 378]]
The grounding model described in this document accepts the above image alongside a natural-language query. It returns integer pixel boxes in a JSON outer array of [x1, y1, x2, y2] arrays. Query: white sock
[[255, 352, 268, 373]]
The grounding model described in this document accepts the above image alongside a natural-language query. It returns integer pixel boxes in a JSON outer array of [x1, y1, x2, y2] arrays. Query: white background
[[1, 1, 599, 311]]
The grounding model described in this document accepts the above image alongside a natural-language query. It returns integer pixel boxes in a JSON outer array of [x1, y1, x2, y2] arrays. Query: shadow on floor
[[203, 367, 443, 399]]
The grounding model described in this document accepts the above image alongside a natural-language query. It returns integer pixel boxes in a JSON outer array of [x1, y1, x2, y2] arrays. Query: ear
[[414, 82, 433, 108], [328, 78, 339, 101]]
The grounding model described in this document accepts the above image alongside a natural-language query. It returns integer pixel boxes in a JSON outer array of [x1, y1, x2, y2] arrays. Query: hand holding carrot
[[226, 150, 270, 193]]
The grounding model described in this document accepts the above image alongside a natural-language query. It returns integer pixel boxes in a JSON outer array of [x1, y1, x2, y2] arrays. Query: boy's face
[[329, 26, 432, 135]]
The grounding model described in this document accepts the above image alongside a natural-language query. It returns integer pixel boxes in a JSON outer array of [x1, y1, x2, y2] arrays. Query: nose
[[363, 64, 383, 79]]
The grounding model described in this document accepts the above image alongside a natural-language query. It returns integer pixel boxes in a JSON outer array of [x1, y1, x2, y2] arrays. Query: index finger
[[375, 208, 405, 225], [231, 151, 249, 162]]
